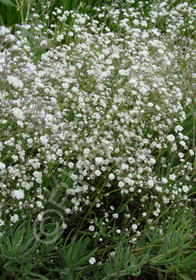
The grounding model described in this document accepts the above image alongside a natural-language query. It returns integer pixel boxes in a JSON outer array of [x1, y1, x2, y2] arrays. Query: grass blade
[[0, 0, 15, 7]]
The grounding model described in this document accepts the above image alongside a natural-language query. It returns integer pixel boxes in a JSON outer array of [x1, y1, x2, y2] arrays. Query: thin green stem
[[25, 0, 33, 23], [15, 0, 24, 23], [193, 89, 196, 171]]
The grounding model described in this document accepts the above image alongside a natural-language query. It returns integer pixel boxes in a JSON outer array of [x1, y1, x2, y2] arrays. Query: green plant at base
[[0, 221, 59, 279], [58, 234, 97, 280]]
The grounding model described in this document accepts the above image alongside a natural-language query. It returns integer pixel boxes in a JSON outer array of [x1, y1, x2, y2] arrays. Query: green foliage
[[0, 0, 15, 7], [59, 234, 97, 280], [0, 221, 38, 279], [52, 0, 80, 11], [0, 0, 114, 27], [100, 210, 196, 280], [0, 0, 38, 26], [0, 221, 60, 279], [144, 211, 196, 279], [0, 2, 20, 26], [0, 209, 195, 279], [102, 243, 149, 279]]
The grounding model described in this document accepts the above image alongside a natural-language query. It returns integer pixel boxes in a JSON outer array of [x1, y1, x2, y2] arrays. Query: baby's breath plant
[[0, 0, 196, 279]]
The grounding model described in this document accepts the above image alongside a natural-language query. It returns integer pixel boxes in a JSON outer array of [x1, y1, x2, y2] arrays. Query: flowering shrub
[[0, 1, 196, 277]]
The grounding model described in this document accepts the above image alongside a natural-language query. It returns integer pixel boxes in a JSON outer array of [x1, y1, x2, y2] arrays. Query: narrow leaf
[[29, 272, 49, 280], [180, 274, 192, 280], [0, 0, 16, 7]]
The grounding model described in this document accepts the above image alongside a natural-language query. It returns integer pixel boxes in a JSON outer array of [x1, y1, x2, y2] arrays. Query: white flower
[[12, 107, 25, 120], [45, 114, 53, 122], [109, 173, 115, 180], [95, 157, 104, 164], [62, 82, 69, 89], [167, 134, 175, 142], [0, 162, 6, 170], [182, 185, 189, 193], [147, 102, 154, 107], [121, 163, 129, 170], [113, 213, 119, 219], [89, 225, 95, 231], [11, 189, 25, 200], [119, 69, 129, 76], [110, 251, 115, 257], [65, 208, 71, 214], [132, 224, 138, 231], [33, 171, 42, 184], [175, 125, 183, 132], [155, 186, 162, 192], [95, 170, 101, 176], [37, 212, 43, 221], [11, 155, 18, 162], [162, 177, 168, 184], [130, 237, 137, 244], [84, 148, 90, 155], [180, 140, 186, 147], [36, 201, 43, 208], [147, 179, 154, 188], [0, 26, 10, 36], [178, 152, 184, 158], [40, 135, 48, 145], [68, 162, 74, 169], [89, 257, 96, 265], [169, 174, 176, 181], [118, 181, 124, 188], [133, 19, 139, 25], [141, 20, 147, 27], [68, 31, 73, 36], [189, 149, 194, 156], [7, 75, 23, 89], [56, 34, 64, 42], [118, 88, 124, 94], [10, 214, 19, 223]]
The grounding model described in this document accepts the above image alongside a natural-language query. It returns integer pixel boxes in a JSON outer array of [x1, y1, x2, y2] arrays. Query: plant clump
[[0, 0, 196, 278]]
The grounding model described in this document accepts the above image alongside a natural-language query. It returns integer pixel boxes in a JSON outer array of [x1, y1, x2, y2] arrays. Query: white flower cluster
[[0, 26, 10, 36], [11, 189, 25, 200], [12, 107, 25, 120], [7, 75, 23, 89], [0, 0, 195, 238]]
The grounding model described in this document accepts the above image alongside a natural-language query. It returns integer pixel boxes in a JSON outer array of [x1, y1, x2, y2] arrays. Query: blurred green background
[[0, 0, 115, 27]]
